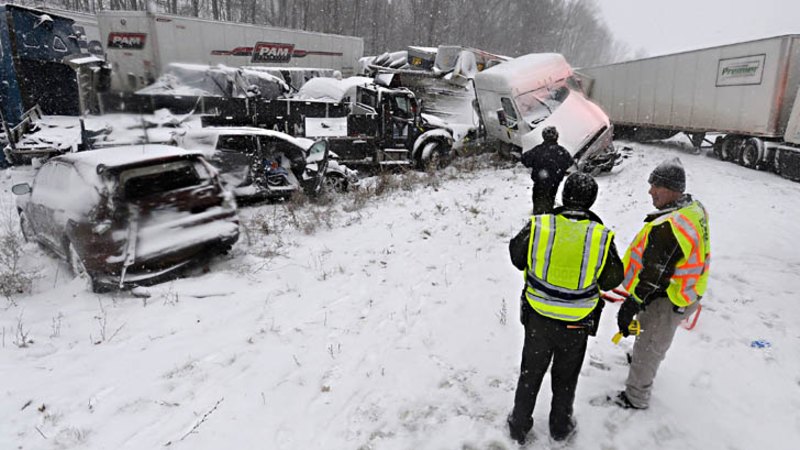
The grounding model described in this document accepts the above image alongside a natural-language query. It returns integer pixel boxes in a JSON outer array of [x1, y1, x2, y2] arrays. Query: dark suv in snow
[[11, 145, 240, 291]]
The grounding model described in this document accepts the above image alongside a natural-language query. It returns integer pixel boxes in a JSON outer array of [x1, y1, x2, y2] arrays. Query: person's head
[[648, 157, 685, 208], [542, 126, 559, 143], [562, 172, 598, 209]]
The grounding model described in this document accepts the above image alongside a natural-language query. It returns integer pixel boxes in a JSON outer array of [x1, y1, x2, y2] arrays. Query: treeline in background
[[10, 0, 641, 66]]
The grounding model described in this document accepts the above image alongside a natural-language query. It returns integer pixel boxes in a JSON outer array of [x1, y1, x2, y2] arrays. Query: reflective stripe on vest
[[525, 214, 614, 322], [622, 201, 711, 307]]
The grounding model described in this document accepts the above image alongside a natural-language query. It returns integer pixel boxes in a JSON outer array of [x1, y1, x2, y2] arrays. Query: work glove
[[617, 297, 641, 337]]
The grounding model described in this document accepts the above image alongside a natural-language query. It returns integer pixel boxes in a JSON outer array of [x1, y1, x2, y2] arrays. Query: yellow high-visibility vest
[[525, 214, 614, 322], [622, 201, 711, 307]]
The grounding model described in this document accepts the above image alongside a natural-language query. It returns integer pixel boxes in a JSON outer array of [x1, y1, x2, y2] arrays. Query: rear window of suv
[[119, 160, 206, 200]]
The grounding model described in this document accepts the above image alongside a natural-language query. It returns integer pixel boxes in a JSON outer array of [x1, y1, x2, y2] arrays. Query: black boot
[[507, 413, 528, 445], [550, 417, 576, 442]]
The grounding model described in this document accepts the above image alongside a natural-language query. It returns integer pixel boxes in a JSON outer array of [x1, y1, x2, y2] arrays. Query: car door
[[303, 140, 329, 194], [44, 162, 73, 253], [215, 134, 259, 187], [28, 163, 58, 249]]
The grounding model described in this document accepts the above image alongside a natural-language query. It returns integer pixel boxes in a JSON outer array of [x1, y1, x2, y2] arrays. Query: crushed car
[[11, 145, 240, 292], [172, 127, 358, 200]]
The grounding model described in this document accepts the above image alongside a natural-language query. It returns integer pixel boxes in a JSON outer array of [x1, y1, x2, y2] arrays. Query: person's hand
[[617, 297, 640, 337]]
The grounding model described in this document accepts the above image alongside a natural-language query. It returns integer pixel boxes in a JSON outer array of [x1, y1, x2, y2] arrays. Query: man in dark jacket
[[520, 126, 575, 214], [507, 173, 624, 445]]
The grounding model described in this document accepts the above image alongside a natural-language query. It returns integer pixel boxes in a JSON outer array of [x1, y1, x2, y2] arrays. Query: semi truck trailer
[[98, 10, 364, 92], [579, 35, 800, 181]]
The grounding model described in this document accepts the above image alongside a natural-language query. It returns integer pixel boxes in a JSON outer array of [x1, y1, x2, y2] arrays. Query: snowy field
[[1, 138, 799, 450]]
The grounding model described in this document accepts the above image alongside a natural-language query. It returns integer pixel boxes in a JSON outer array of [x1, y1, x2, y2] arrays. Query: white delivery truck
[[473, 53, 618, 172], [98, 10, 364, 92], [579, 35, 800, 180]]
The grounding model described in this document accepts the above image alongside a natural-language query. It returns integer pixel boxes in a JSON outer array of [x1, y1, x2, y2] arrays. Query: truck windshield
[[515, 84, 570, 125]]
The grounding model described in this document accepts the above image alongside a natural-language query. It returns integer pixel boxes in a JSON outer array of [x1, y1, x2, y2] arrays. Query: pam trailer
[[98, 10, 364, 92], [579, 35, 800, 180]]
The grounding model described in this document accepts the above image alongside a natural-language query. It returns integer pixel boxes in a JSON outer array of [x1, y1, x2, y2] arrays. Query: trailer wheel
[[773, 149, 782, 175], [712, 136, 725, 159], [739, 138, 764, 169], [720, 136, 742, 162]]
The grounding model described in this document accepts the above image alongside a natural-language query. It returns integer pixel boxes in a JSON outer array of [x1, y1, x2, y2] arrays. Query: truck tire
[[720, 136, 742, 162], [712, 136, 725, 159], [739, 137, 763, 169], [417, 140, 449, 171], [773, 149, 782, 175]]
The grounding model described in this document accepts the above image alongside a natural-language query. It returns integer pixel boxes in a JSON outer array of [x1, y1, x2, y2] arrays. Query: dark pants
[[509, 309, 588, 440], [532, 181, 559, 214]]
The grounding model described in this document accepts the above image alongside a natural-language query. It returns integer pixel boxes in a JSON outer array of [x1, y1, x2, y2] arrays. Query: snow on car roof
[[182, 127, 308, 149], [474, 53, 573, 96], [56, 145, 202, 175]]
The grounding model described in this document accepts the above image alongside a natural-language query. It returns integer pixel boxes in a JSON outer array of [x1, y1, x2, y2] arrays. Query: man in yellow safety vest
[[507, 172, 624, 444], [614, 157, 711, 410]]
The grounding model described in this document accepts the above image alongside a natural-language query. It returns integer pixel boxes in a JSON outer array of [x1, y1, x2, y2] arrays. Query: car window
[[500, 97, 519, 123], [30, 164, 56, 203], [515, 84, 571, 125], [392, 96, 412, 118], [185, 133, 217, 149], [119, 160, 205, 200], [62, 166, 100, 215], [217, 135, 258, 154], [357, 88, 378, 108], [307, 141, 327, 163]]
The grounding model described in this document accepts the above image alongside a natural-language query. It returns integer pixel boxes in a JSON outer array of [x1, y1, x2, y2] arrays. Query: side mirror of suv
[[11, 183, 31, 195]]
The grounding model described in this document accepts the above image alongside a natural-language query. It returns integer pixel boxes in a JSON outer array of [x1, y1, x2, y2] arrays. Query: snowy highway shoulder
[[1, 140, 799, 450]]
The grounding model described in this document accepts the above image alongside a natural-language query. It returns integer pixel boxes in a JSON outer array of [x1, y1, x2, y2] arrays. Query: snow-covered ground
[[1, 137, 799, 450]]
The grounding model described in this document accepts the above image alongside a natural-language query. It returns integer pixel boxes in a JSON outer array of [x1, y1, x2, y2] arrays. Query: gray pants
[[624, 297, 699, 408]]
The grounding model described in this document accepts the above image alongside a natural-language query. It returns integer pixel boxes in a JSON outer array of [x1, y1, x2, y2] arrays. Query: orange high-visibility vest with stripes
[[622, 201, 710, 307]]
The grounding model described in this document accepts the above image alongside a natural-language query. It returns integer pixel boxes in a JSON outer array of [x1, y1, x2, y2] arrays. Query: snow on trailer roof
[[474, 53, 573, 96], [56, 145, 203, 176], [294, 76, 374, 102]]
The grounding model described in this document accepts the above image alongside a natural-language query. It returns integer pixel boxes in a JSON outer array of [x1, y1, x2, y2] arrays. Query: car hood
[[519, 92, 610, 156]]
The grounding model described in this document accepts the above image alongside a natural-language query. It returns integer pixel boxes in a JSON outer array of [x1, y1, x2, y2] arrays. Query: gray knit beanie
[[648, 157, 686, 192]]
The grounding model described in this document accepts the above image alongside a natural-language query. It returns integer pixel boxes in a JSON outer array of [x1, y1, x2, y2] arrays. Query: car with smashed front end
[[172, 127, 359, 201], [11, 145, 240, 292]]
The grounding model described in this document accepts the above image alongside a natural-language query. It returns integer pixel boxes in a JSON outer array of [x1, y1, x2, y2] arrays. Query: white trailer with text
[[579, 35, 800, 180], [98, 10, 363, 92]]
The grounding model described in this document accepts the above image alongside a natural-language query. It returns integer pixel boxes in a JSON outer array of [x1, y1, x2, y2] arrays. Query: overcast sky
[[598, 0, 800, 57]]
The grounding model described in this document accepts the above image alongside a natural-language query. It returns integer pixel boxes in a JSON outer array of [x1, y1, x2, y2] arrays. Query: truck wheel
[[720, 136, 741, 162], [739, 138, 763, 169], [712, 136, 724, 159], [418, 141, 449, 171], [773, 149, 783, 175]]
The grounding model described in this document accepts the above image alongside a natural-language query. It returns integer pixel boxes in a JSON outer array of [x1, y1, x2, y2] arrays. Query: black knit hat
[[542, 126, 559, 143], [562, 172, 598, 209], [648, 157, 685, 192]]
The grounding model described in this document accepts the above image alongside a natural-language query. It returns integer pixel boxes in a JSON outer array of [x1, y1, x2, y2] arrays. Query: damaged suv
[[11, 145, 240, 291], [173, 127, 358, 201]]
